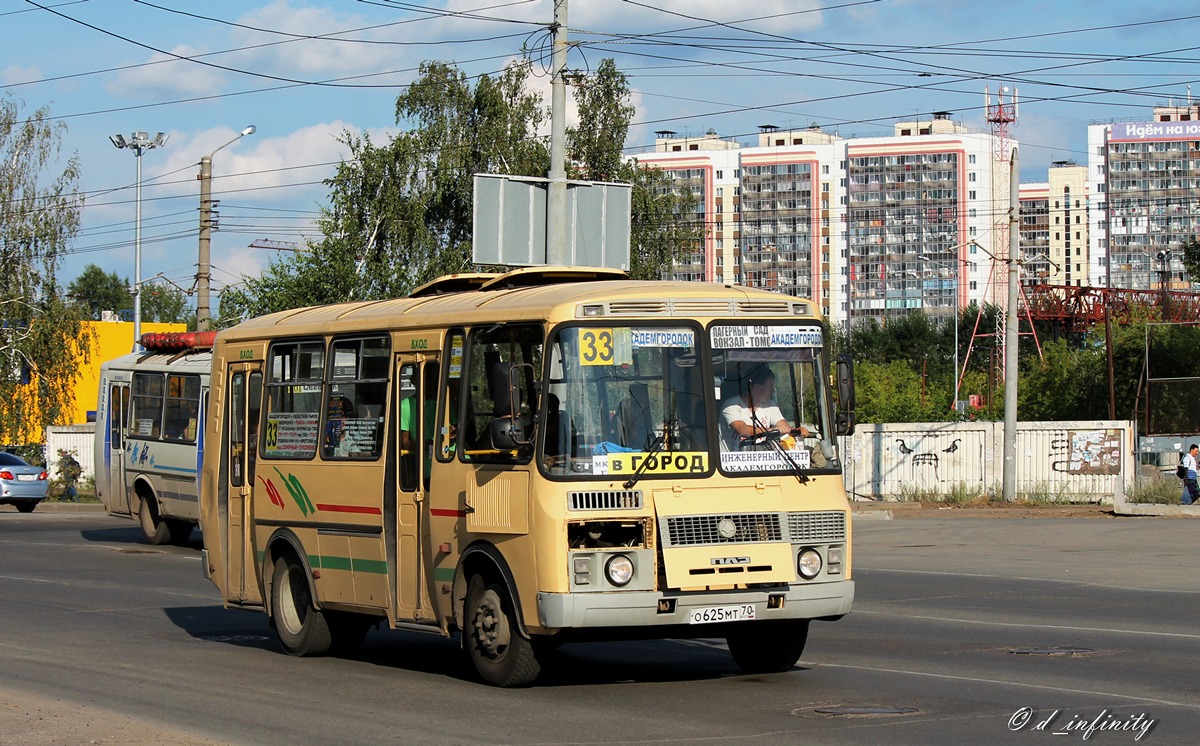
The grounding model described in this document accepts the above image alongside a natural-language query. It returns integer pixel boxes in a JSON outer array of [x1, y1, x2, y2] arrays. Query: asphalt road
[[1, 511, 1197, 745]]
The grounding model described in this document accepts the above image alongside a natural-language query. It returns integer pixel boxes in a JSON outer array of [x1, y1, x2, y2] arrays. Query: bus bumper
[[536, 580, 854, 629]]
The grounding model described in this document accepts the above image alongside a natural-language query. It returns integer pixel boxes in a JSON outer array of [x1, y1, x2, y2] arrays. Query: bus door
[[103, 382, 131, 515], [225, 365, 263, 605], [394, 355, 438, 622]]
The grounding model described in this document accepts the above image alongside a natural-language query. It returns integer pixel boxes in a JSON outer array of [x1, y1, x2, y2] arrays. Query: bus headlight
[[797, 548, 822, 579], [605, 554, 634, 587]]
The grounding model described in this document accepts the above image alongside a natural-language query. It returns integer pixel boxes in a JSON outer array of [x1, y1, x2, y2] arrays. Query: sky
[[5, 0, 1200, 309]]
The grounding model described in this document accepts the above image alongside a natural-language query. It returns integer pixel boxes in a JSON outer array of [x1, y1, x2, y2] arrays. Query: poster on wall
[[1063, 429, 1121, 475]]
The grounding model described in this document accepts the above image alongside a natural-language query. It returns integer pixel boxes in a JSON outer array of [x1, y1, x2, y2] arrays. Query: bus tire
[[726, 620, 809, 674], [271, 555, 331, 657], [465, 573, 541, 687], [138, 496, 171, 545], [165, 519, 193, 546]]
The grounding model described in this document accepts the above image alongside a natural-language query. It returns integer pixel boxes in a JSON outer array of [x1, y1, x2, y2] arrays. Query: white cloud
[[441, 0, 826, 35], [187, 120, 395, 285], [224, 1, 417, 83], [105, 48, 227, 99], [1, 65, 42, 87]]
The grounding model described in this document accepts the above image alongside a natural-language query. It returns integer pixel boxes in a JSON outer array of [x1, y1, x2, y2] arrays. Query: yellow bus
[[199, 267, 856, 686]]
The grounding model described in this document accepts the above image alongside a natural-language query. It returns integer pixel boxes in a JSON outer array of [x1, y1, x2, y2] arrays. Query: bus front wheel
[[271, 555, 332, 657], [726, 620, 809, 674], [465, 573, 541, 687]]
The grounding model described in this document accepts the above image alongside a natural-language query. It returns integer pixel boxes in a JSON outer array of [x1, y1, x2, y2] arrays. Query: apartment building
[[634, 130, 741, 284], [1089, 103, 1200, 290], [1019, 161, 1089, 287], [635, 115, 1007, 328], [844, 113, 998, 323]]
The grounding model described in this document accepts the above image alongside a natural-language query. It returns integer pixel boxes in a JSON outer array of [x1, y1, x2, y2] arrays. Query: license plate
[[688, 604, 756, 625], [17, 474, 36, 482]]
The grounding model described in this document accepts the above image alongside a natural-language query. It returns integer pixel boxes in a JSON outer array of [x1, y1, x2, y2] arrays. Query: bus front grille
[[785, 511, 846, 543], [660, 511, 846, 547], [661, 513, 782, 547]]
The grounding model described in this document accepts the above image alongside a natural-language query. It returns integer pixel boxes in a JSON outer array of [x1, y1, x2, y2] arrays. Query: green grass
[[1127, 473, 1186, 505], [895, 480, 1103, 506]]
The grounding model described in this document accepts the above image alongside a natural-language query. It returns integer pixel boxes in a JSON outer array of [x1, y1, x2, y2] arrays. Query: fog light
[[605, 554, 634, 587], [797, 548, 822, 579]]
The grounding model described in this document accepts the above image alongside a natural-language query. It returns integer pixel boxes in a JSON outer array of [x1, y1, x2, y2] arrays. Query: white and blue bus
[[94, 333, 213, 545]]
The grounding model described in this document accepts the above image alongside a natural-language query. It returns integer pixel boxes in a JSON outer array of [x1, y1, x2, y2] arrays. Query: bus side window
[[398, 364, 419, 492]]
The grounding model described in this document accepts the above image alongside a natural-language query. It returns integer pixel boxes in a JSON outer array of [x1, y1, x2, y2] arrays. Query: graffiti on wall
[[893, 435, 981, 483]]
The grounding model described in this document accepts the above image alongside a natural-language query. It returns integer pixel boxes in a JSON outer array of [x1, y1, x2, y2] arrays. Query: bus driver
[[721, 366, 808, 450]]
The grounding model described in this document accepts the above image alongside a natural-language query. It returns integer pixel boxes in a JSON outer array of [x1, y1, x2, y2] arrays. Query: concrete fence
[[841, 420, 1133, 502]]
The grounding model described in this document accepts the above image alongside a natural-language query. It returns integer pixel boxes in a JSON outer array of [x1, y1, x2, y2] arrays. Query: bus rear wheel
[[139, 496, 171, 545], [271, 555, 331, 657], [465, 573, 541, 687], [726, 620, 809, 674]]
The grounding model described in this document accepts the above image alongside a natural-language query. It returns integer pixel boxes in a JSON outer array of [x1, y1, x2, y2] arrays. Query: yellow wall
[[73, 321, 187, 424]]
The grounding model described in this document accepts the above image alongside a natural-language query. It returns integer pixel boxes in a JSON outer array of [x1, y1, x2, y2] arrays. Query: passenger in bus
[[400, 365, 446, 473], [613, 382, 653, 450], [325, 395, 357, 457], [720, 367, 808, 450]]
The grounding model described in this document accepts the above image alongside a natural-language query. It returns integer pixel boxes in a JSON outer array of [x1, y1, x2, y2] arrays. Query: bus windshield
[[711, 323, 840, 475], [542, 324, 710, 478]]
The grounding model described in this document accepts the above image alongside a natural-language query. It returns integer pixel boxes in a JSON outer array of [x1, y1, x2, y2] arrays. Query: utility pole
[[546, 0, 569, 265], [1003, 147, 1020, 503], [197, 125, 255, 331]]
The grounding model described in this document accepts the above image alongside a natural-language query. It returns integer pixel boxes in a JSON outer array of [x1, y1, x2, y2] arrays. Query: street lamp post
[[197, 125, 256, 331], [110, 131, 168, 351]]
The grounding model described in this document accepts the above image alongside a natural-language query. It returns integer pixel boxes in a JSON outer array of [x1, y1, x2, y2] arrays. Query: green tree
[[68, 264, 131, 320], [219, 57, 700, 323], [139, 282, 191, 325], [1181, 235, 1200, 282], [0, 94, 88, 449], [220, 60, 548, 321], [569, 59, 703, 280]]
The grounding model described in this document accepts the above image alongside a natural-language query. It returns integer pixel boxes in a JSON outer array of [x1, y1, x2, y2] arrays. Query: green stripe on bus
[[253, 550, 388, 575], [307, 554, 387, 574], [433, 567, 455, 583]]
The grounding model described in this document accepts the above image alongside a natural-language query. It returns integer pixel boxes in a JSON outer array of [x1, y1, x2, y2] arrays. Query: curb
[[4, 502, 106, 513]]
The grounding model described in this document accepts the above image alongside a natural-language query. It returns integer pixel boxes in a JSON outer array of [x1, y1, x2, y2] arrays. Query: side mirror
[[835, 353, 855, 437], [490, 416, 526, 451]]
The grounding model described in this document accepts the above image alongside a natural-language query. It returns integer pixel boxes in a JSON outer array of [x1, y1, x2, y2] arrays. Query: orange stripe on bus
[[314, 504, 382, 515]]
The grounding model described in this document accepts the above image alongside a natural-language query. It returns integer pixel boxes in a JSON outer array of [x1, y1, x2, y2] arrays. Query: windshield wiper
[[745, 411, 810, 485], [621, 418, 678, 490]]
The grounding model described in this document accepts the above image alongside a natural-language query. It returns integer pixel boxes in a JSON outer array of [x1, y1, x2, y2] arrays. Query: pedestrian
[[1182, 444, 1199, 506], [57, 450, 81, 502]]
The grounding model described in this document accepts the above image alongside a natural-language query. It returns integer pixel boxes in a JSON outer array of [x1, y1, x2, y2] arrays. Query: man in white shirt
[[1182, 443, 1198, 505], [720, 367, 808, 451]]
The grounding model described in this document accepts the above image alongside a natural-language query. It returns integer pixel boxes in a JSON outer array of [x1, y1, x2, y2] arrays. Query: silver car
[[0, 452, 49, 513]]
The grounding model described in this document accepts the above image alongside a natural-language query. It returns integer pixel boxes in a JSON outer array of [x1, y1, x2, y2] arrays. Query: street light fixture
[[197, 125, 256, 331], [110, 131, 168, 351]]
